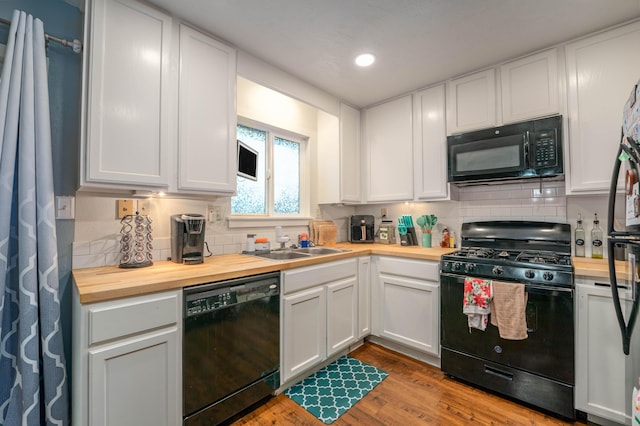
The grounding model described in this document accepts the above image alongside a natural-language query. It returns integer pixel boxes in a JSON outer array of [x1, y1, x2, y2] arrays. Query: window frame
[[229, 117, 311, 228]]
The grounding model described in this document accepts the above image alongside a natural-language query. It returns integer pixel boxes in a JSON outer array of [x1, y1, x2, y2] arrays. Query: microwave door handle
[[524, 131, 530, 168]]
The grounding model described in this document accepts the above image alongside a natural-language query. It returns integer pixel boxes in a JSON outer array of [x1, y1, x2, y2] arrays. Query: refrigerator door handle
[[632, 253, 638, 302], [607, 240, 640, 355]]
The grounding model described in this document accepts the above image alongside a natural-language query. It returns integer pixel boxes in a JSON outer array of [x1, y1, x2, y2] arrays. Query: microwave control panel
[[531, 130, 558, 168]]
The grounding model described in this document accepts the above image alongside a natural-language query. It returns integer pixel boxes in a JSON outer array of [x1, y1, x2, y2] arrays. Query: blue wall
[[0, 0, 83, 384]]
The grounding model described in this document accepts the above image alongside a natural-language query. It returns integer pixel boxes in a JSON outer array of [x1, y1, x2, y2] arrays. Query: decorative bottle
[[574, 214, 585, 257], [591, 213, 603, 259]]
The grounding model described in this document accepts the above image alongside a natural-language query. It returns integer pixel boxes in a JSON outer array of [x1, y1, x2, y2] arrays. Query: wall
[[73, 77, 322, 268]]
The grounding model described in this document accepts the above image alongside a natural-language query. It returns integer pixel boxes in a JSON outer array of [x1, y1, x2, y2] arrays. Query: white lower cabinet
[[281, 258, 358, 383], [282, 286, 326, 381], [575, 278, 635, 425], [72, 289, 181, 426], [372, 256, 440, 356], [358, 256, 371, 338]]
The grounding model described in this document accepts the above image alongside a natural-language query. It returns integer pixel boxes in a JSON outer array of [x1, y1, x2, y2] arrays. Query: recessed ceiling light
[[355, 53, 375, 67]]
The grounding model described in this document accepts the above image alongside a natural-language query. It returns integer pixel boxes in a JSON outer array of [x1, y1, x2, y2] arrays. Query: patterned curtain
[[0, 10, 69, 426]]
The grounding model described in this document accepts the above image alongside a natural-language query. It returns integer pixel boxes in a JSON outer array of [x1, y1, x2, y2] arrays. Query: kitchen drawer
[[283, 258, 357, 294], [88, 291, 179, 346], [376, 256, 439, 282]]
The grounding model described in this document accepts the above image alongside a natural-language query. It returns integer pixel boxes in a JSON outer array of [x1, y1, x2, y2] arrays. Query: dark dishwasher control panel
[[186, 288, 237, 316], [184, 272, 280, 318]]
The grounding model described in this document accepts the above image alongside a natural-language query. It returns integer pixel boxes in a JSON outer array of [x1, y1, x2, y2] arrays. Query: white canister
[[246, 234, 256, 252]]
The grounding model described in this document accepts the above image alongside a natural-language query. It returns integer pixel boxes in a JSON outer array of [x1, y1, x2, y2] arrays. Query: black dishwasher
[[183, 272, 280, 426]]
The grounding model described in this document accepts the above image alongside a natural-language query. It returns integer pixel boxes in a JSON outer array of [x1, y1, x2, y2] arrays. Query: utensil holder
[[422, 231, 432, 248]]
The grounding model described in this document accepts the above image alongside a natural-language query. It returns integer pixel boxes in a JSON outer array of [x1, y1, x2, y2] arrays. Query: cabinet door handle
[[595, 282, 629, 289]]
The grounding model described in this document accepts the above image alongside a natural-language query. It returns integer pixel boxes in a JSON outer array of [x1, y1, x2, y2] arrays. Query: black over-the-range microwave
[[447, 115, 563, 185]]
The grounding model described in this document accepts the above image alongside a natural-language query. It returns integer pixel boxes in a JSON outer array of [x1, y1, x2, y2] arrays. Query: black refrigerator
[[607, 81, 640, 425]]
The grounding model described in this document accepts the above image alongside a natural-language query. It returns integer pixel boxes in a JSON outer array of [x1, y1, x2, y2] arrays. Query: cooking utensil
[[418, 214, 438, 231]]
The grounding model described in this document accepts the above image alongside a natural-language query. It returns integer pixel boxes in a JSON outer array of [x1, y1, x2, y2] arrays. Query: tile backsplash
[[72, 180, 610, 269], [458, 180, 567, 224], [71, 194, 310, 269]]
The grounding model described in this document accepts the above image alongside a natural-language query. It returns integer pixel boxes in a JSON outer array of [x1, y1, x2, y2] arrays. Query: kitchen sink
[[250, 247, 347, 261], [292, 247, 346, 255], [254, 251, 311, 260]]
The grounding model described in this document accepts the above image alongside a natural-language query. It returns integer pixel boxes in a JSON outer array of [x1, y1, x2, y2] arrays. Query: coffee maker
[[350, 215, 375, 243], [171, 214, 206, 264]]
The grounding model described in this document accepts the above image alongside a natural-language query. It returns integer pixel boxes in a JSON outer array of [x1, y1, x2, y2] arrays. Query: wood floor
[[232, 342, 587, 426]]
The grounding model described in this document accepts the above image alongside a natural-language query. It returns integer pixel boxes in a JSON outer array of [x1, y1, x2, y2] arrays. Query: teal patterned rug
[[284, 356, 388, 424]]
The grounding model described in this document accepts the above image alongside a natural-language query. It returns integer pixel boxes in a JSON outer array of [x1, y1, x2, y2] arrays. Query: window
[[232, 122, 307, 217]]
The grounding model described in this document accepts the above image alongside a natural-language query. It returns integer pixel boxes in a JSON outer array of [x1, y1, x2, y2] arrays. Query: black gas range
[[440, 221, 576, 420], [442, 220, 573, 287], [441, 247, 573, 287]]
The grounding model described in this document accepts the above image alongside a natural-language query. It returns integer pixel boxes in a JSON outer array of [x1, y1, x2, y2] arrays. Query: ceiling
[[147, 0, 640, 108]]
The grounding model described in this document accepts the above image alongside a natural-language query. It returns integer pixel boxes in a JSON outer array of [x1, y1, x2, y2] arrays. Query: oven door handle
[[524, 284, 573, 296]]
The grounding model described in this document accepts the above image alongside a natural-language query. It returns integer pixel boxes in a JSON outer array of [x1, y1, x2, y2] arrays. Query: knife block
[[407, 227, 418, 245], [400, 228, 419, 246]]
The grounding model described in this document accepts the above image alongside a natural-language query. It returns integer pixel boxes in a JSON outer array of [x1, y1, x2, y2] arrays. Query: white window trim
[[227, 215, 314, 229], [231, 117, 310, 223]]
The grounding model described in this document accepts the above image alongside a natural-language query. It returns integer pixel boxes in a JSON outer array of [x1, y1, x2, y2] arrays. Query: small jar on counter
[[440, 228, 450, 248], [246, 234, 256, 252]]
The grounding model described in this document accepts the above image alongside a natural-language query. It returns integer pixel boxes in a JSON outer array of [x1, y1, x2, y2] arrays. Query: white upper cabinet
[[413, 84, 451, 200], [566, 21, 640, 194], [363, 95, 414, 202], [447, 69, 497, 134], [500, 49, 559, 124], [83, 0, 171, 188], [339, 103, 362, 203], [316, 105, 361, 205], [177, 24, 237, 194], [82, 1, 237, 195], [447, 49, 559, 134]]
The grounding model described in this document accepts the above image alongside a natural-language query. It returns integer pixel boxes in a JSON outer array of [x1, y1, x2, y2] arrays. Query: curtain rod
[[0, 16, 82, 53]]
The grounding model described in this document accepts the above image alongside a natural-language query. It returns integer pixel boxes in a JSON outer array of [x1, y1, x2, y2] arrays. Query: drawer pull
[[484, 365, 513, 381]]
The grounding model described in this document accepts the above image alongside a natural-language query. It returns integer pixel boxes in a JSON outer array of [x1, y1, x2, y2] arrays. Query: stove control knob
[[524, 270, 535, 279], [453, 262, 462, 271], [465, 263, 476, 273], [492, 265, 504, 275], [441, 261, 449, 271], [543, 271, 554, 281]]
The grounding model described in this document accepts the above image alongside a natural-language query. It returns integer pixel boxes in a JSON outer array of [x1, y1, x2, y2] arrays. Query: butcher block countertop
[[572, 257, 626, 280], [73, 243, 453, 304], [72, 243, 614, 304]]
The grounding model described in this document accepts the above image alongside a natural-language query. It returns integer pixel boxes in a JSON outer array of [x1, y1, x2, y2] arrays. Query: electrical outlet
[[117, 199, 135, 219], [138, 200, 151, 216], [381, 207, 388, 218], [207, 206, 221, 222]]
